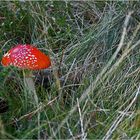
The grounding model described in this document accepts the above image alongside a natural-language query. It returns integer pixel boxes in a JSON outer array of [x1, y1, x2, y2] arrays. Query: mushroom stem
[[23, 70, 40, 138], [23, 70, 38, 106]]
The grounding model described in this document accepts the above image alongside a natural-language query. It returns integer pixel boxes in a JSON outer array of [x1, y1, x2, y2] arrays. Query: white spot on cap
[[4, 52, 10, 57], [13, 48, 20, 53]]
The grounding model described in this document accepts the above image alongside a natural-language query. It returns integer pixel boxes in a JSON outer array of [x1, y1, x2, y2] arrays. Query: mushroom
[[1, 44, 51, 70], [1, 44, 51, 138], [1, 44, 51, 107]]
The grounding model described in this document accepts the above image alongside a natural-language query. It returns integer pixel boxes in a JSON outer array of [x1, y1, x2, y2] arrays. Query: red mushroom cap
[[1, 44, 51, 70]]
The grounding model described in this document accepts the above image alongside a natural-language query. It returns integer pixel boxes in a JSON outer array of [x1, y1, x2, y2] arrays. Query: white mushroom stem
[[23, 70, 38, 106], [23, 70, 40, 139]]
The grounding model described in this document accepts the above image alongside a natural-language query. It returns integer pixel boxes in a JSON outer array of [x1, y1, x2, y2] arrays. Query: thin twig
[[8, 96, 58, 124]]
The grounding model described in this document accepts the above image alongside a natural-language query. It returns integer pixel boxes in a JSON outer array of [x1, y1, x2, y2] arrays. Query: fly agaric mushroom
[[1, 44, 51, 70], [1, 44, 51, 107], [1, 44, 51, 138]]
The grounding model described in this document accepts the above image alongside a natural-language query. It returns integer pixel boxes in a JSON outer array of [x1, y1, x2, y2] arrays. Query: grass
[[0, 1, 140, 139]]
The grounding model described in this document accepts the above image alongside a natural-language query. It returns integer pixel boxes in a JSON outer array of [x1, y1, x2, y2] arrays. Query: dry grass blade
[[50, 11, 133, 138], [103, 85, 140, 140]]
